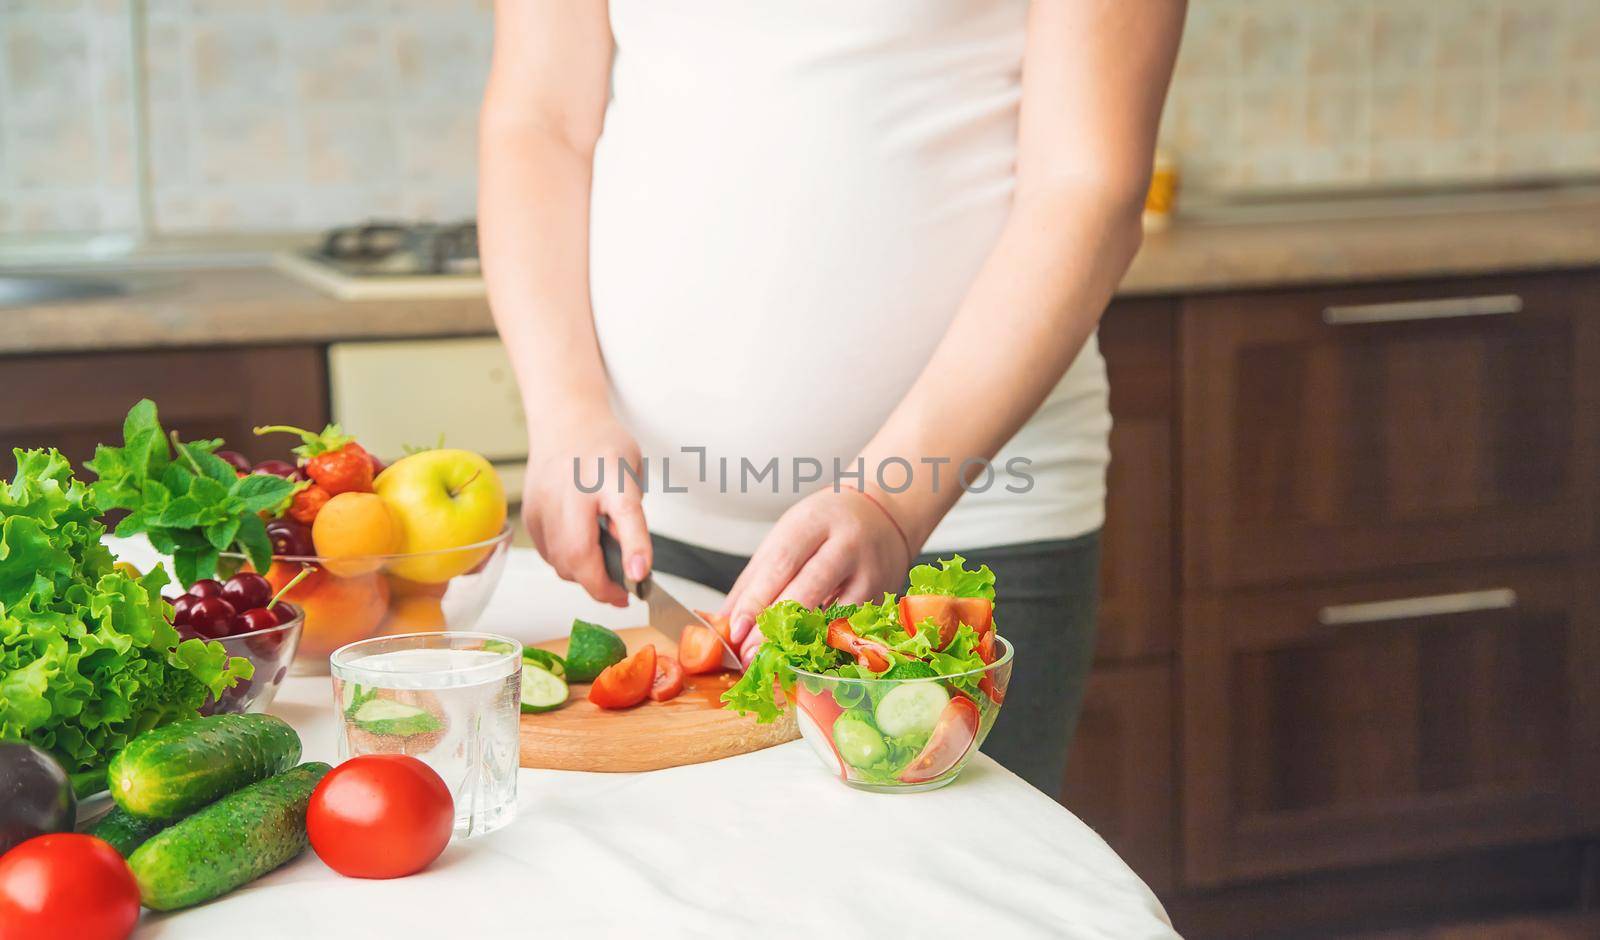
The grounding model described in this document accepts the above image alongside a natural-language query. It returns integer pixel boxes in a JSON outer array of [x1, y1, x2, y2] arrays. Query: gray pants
[[650, 530, 1101, 795]]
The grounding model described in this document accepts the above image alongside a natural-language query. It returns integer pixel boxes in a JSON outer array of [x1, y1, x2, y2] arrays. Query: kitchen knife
[[598, 522, 743, 670]]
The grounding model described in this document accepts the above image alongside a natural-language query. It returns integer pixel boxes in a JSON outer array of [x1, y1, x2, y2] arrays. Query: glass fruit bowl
[[220, 526, 513, 675], [200, 602, 304, 716], [787, 636, 1013, 793]]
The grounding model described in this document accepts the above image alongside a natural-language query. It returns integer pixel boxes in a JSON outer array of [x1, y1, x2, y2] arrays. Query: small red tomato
[[308, 755, 454, 879], [0, 834, 140, 940]]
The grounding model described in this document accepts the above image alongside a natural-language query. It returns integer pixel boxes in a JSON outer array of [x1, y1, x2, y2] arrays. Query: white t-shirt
[[588, 0, 1110, 556]]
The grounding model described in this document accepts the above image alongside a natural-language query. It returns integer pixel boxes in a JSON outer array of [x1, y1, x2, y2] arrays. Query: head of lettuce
[[0, 448, 250, 777]]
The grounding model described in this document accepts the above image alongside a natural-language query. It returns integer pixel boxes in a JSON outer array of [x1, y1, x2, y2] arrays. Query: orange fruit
[[312, 493, 402, 577], [291, 572, 392, 660], [380, 594, 448, 635]]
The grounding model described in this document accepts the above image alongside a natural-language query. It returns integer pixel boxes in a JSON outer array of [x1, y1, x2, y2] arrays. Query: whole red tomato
[[0, 834, 140, 940], [307, 754, 453, 879]]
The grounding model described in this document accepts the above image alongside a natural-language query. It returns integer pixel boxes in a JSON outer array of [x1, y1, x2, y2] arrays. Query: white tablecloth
[[114, 541, 1175, 939]]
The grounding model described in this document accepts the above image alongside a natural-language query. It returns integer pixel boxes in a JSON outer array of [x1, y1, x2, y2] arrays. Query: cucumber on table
[[109, 714, 302, 820], [564, 620, 627, 682], [520, 664, 569, 713], [89, 805, 172, 857], [129, 761, 331, 911]]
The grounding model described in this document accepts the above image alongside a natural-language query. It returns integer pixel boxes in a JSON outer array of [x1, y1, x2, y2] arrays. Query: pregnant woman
[[481, 1, 1183, 791]]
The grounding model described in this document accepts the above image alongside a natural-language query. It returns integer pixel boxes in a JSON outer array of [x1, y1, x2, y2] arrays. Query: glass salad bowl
[[200, 602, 304, 716], [219, 526, 513, 675], [787, 636, 1013, 793]]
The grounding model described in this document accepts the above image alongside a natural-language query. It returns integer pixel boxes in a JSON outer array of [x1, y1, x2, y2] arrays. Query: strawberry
[[254, 424, 376, 495]]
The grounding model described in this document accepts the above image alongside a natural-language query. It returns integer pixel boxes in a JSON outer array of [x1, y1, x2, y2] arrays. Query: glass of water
[[330, 632, 522, 838]]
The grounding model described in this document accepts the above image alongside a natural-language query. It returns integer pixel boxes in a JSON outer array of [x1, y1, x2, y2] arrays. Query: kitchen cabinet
[[1077, 268, 1600, 934], [1060, 662, 1176, 893], [1181, 563, 1600, 886], [1096, 299, 1178, 661], [0, 345, 328, 477], [1180, 272, 1600, 590]]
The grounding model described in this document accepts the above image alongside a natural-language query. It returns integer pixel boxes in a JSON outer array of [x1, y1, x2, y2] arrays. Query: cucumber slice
[[873, 682, 950, 739], [520, 664, 569, 713], [351, 698, 444, 737], [522, 648, 567, 679], [339, 682, 375, 718], [832, 715, 888, 769]]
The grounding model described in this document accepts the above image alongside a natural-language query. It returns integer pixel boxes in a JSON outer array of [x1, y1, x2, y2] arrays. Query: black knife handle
[[597, 517, 631, 592]]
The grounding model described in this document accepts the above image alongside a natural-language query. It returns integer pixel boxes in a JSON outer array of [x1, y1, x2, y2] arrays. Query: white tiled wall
[[2, 0, 1598, 235], [1163, 0, 1600, 191]]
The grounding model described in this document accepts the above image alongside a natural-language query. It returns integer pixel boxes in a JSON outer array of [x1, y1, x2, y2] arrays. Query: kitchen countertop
[[6, 194, 1599, 356], [105, 538, 1176, 939]]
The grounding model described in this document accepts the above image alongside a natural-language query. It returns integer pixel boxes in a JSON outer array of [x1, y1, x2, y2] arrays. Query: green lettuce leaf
[[905, 554, 996, 600], [2, 447, 250, 773]]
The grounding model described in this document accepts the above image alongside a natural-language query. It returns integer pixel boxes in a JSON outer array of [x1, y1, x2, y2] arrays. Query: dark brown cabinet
[[0, 345, 329, 476], [1076, 268, 1600, 934], [1181, 563, 1600, 886], [1180, 273, 1600, 590], [1060, 662, 1176, 892]]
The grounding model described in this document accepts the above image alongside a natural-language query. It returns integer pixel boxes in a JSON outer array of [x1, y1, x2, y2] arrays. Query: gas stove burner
[[315, 220, 479, 276]]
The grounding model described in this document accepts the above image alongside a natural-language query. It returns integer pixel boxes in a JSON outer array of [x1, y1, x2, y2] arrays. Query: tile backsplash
[[1164, 0, 1600, 192], [2, 0, 1598, 236]]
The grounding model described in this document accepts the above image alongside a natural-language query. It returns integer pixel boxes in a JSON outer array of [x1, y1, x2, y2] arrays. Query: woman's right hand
[[523, 415, 650, 607]]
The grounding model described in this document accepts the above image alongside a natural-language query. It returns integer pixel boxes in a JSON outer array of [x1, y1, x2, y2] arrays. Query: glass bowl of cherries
[[170, 571, 305, 716]]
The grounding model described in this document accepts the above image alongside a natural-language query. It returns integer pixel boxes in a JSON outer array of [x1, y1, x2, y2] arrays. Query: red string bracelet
[[844, 485, 913, 561]]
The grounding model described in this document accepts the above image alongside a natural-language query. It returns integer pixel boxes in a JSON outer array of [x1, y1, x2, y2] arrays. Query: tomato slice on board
[[825, 618, 891, 673], [677, 624, 724, 675], [792, 685, 848, 780], [650, 653, 685, 701], [898, 696, 981, 784], [589, 645, 658, 709], [897, 596, 994, 649]]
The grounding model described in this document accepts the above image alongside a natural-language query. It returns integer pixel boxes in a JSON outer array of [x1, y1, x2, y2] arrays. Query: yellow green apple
[[373, 449, 507, 583]]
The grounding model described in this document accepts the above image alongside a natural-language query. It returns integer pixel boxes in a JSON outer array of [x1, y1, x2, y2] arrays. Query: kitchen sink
[[0, 274, 127, 308]]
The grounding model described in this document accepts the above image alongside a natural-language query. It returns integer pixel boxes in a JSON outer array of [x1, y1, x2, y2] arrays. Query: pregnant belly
[[591, 148, 1011, 496]]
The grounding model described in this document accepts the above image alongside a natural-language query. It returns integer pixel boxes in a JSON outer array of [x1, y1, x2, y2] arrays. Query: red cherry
[[190, 578, 223, 599], [188, 597, 237, 639], [233, 607, 281, 635], [252, 459, 298, 478], [171, 594, 199, 626], [223, 572, 273, 611], [216, 450, 252, 472], [266, 518, 315, 557]]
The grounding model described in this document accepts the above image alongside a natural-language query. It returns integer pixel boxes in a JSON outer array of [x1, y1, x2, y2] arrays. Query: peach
[[312, 492, 402, 577]]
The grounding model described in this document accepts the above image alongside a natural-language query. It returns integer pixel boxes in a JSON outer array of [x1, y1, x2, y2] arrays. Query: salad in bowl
[[722, 557, 1010, 792]]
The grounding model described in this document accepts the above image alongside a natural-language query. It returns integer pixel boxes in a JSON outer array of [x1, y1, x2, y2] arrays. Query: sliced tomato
[[898, 595, 994, 650], [825, 618, 891, 673], [650, 653, 685, 701], [975, 629, 1005, 704], [899, 695, 980, 784], [589, 644, 657, 709], [792, 685, 847, 780], [694, 609, 733, 645], [956, 597, 994, 635], [677, 624, 724, 675]]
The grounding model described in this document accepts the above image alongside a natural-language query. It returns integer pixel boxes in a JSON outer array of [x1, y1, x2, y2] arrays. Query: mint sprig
[[85, 399, 298, 585]]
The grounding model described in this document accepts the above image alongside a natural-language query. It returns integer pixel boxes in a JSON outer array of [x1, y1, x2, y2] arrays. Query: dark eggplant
[[0, 741, 76, 854]]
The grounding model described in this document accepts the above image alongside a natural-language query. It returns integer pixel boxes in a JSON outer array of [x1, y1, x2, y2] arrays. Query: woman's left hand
[[720, 487, 915, 664]]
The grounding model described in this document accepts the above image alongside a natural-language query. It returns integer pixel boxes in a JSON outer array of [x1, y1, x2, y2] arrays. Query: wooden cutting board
[[519, 626, 798, 772]]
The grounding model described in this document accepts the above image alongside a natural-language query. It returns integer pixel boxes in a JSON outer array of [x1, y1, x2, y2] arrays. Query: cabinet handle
[[1317, 588, 1518, 627], [1322, 294, 1522, 325]]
